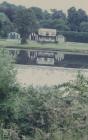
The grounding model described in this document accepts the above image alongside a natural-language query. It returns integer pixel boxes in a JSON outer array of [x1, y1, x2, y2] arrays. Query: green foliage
[[0, 12, 13, 37], [0, 52, 88, 140], [51, 9, 66, 20], [0, 1, 18, 22], [12, 74, 88, 139], [30, 7, 44, 21], [67, 7, 88, 31], [0, 2, 88, 42], [0, 49, 17, 124], [1, 2, 88, 140], [80, 21, 88, 32], [41, 19, 70, 31], [15, 8, 38, 44], [60, 31, 88, 43]]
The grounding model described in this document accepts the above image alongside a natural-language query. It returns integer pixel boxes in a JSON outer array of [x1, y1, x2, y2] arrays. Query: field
[[1, 39, 88, 53]]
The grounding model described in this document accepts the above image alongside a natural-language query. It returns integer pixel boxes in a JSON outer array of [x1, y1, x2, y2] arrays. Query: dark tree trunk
[[21, 37, 27, 44]]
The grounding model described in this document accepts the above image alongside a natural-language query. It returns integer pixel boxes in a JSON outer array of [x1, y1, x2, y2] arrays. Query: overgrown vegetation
[[0, 49, 88, 139]]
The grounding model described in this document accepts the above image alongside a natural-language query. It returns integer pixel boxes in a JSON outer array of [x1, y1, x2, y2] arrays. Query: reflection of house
[[37, 28, 58, 43], [8, 32, 20, 39]]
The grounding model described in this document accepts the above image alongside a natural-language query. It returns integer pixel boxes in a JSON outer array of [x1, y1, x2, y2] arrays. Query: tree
[[0, 1, 18, 22], [30, 7, 44, 21], [80, 21, 88, 32], [41, 19, 69, 31], [0, 12, 13, 37], [15, 8, 38, 44], [51, 9, 66, 20], [67, 7, 88, 31], [50, 19, 69, 31], [77, 9, 88, 23], [67, 7, 79, 31], [43, 10, 51, 20]]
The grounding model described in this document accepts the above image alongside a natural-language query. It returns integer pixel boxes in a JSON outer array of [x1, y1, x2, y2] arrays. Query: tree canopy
[[0, 2, 88, 42], [15, 8, 38, 44]]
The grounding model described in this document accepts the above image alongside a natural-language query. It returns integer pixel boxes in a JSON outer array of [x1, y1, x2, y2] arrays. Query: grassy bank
[[1, 39, 88, 53]]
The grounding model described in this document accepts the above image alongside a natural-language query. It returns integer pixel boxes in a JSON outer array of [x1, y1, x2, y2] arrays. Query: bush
[[13, 74, 88, 139]]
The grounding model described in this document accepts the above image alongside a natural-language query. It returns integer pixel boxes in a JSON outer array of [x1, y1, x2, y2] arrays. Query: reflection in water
[[16, 65, 88, 87]]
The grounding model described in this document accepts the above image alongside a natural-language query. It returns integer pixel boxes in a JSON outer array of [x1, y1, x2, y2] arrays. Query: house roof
[[8, 32, 20, 35], [38, 28, 57, 36]]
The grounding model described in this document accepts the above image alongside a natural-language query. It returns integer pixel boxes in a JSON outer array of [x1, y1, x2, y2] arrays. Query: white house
[[37, 28, 58, 43], [8, 32, 20, 39]]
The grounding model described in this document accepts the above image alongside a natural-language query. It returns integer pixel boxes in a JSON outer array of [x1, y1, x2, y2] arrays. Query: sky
[[0, 0, 88, 14]]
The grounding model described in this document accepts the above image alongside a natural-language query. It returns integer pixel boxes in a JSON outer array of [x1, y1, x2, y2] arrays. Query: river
[[16, 65, 88, 87]]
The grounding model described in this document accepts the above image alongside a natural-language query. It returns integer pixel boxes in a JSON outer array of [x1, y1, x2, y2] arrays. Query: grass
[[1, 39, 88, 53]]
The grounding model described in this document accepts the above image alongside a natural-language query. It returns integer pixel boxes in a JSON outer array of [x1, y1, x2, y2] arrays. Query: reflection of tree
[[44, 57, 47, 61], [30, 52, 37, 64], [16, 50, 29, 64]]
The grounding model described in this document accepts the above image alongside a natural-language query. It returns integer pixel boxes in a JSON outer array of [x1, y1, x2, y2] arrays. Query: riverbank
[[1, 39, 88, 54], [16, 65, 88, 87]]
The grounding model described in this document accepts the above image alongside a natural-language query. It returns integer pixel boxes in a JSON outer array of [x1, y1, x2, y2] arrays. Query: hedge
[[59, 31, 88, 43]]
